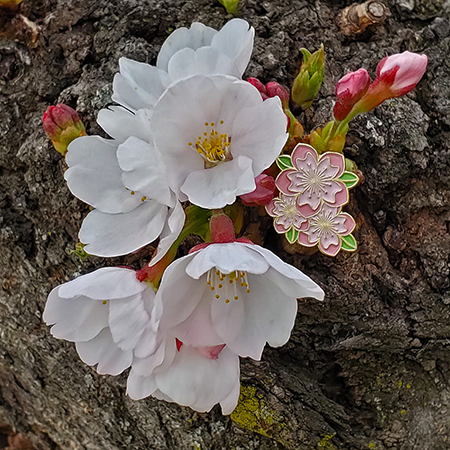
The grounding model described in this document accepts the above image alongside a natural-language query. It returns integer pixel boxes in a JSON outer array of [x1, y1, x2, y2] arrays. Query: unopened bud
[[42, 104, 86, 156], [248, 77, 269, 99], [240, 174, 276, 206], [291, 44, 325, 109], [356, 51, 428, 112], [218, 0, 239, 15], [265, 81, 290, 110], [333, 68, 371, 121]]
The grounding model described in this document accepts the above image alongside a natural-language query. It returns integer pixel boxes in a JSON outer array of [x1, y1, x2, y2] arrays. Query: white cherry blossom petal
[[57, 267, 145, 300], [108, 293, 152, 351], [210, 18, 254, 78], [157, 258, 206, 329], [220, 377, 241, 415], [154, 345, 240, 413], [157, 22, 217, 72], [167, 47, 236, 82], [229, 96, 288, 176], [76, 328, 132, 376], [97, 106, 153, 143], [185, 242, 270, 278], [117, 137, 173, 207], [147, 200, 185, 267], [44, 289, 109, 342], [79, 201, 168, 257], [126, 370, 158, 400], [65, 136, 142, 214], [172, 293, 224, 348], [112, 58, 171, 111], [181, 155, 256, 209]]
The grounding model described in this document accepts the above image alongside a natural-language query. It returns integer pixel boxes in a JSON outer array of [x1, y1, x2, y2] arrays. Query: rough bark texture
[[1, 0, 450, 449]]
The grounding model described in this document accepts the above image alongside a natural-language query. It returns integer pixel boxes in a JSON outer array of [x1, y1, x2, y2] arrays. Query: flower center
[[282, 198, 298, 218], [312, 212, 336, 236], [206, 268, 250, 304], [189, 121, 231, 165]]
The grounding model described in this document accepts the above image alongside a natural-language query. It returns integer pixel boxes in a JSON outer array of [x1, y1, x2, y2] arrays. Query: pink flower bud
[[42, 104, 86, 155], [356, 51, 428, 113], [240, 174, 276, 206], [376, 51, 428, 96], [333, 68, 371, 121], [247, 77, 269, 100], [265, 81, 290, 109]]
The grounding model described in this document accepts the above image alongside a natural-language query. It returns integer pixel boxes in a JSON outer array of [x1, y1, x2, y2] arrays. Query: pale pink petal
[[296, 200, 320, 218], [298, 189, 321, 211], [197, 344, 226, 360], [172, 293, 224, 347], [298, 231, 315, 247], [320, 231, 340, 250], [293, 150, 317, 172], [276, 169, 299, 195], [319, 239, 341, 257], [321, 180, 347, 206], [318, 152, 345, 178], [341, 213, 356, 235], [291, 143, 318, 169], [274, 220, 291, 233]]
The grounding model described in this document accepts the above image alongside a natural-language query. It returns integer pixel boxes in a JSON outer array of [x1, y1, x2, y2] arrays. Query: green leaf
[[184, 205, 212, 241], [341, 234, 357, 252], [338, 171, 359, 189], [285, 228, 299, 244], [276, 155, 294, 170]]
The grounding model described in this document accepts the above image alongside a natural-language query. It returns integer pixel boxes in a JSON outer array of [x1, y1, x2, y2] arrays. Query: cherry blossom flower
[[43, 268, 158, 375], [111, 19, 255, 114], [65, 135, 185, 257], [127, 333, 240, 414], [152, 75, 288, 209], [298, 205, 356, 257], [276, 144, 348, 217], [266, 193, 308, 234], [154, 241, 324, 361]]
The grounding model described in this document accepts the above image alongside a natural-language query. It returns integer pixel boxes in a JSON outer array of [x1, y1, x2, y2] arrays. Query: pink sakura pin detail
[[266, 143, 358, 256]]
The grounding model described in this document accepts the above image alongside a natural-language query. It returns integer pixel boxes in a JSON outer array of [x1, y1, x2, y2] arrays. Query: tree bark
[[1, 0, 449, 449]]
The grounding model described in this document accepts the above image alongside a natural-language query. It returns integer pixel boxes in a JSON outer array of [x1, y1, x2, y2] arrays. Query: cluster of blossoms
[[267, 144, 358, 256], [42, 18, 427, 414]]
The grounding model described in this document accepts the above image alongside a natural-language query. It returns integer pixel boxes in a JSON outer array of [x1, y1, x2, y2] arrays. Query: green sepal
[[276, 155, 294, 170], [285, 227, 299, 244], [71, 242, 90, 259], [341, 234, 357, 252], [338, 171, 359, 189]]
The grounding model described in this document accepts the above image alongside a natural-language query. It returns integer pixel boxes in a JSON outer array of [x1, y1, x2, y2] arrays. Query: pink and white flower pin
[[266, 143, 359, 255]]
